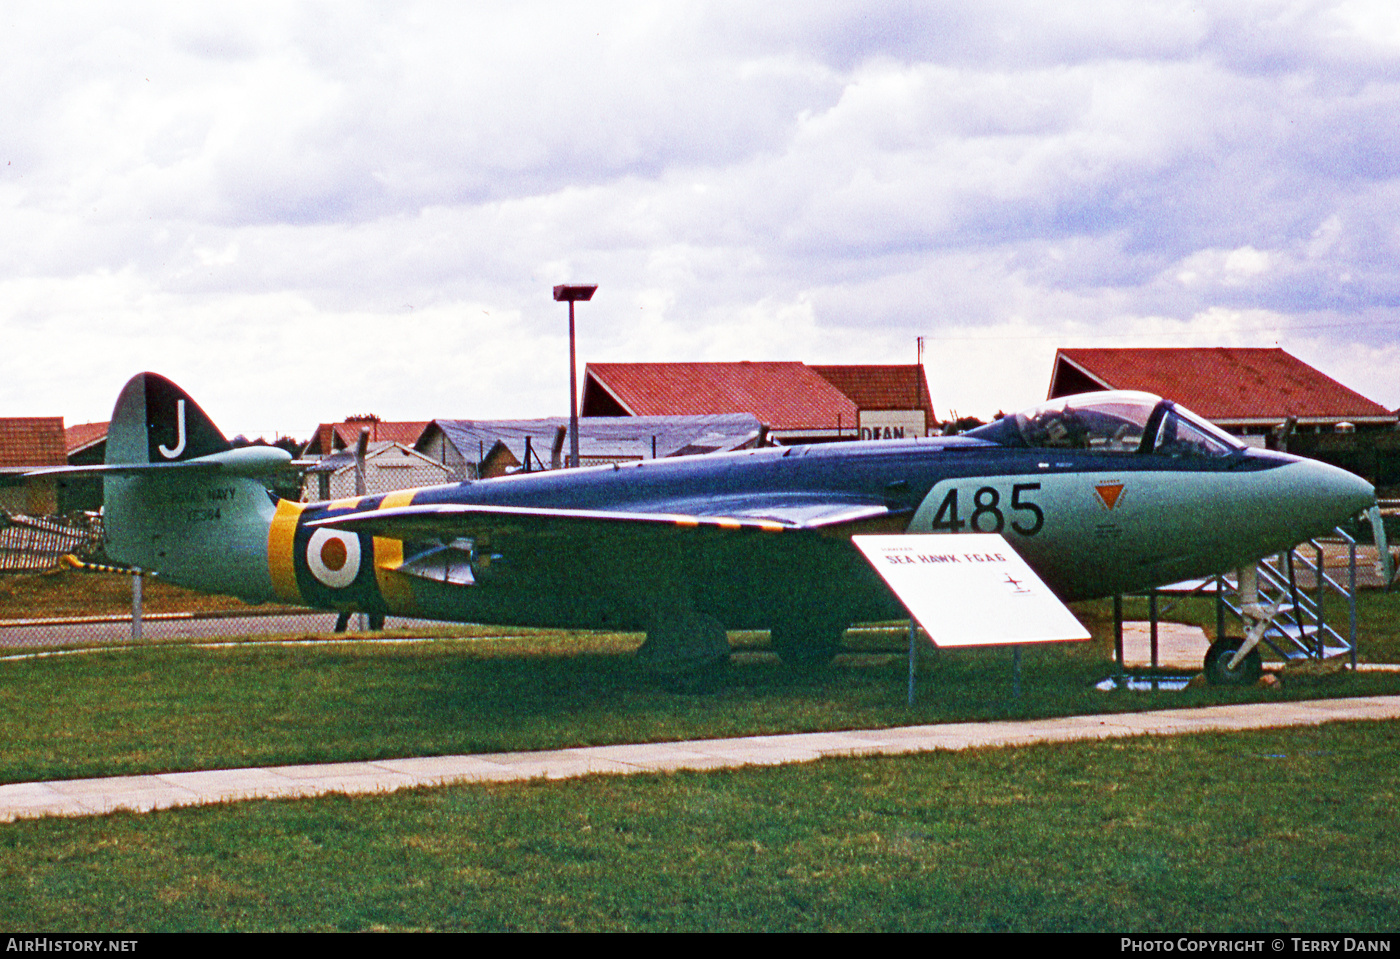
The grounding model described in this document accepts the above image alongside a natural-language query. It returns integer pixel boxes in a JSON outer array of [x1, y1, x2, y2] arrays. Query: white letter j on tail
[[158, 399, 187, 459]]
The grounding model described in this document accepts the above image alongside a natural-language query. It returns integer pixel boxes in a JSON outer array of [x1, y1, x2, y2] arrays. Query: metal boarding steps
[[1220, 531, 1358, 665], [1153, 525, 1363, 668]]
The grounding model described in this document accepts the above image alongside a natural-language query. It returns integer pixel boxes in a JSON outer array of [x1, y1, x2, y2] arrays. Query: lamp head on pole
[[553, 284, 597, 302], [554, 283, 596, 470]]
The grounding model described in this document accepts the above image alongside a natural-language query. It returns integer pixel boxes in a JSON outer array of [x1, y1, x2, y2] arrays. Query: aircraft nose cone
[[1298, 458, 1375, 529]]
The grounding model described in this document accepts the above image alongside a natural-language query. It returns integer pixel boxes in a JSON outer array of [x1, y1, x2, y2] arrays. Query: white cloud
[[1, 1, 1399, 437]]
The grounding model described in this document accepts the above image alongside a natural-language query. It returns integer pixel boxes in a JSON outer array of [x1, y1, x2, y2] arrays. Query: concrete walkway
[[3, 695, 1398, 823]]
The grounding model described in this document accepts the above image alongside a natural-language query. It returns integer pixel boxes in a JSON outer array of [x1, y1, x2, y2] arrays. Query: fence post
[[1349, 537, 1358, 670], [131, 567, 143, 642], [907, 618, 917, 706]]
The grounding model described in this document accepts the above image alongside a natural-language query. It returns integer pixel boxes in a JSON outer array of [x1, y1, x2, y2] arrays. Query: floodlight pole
[[568, 300, 578, 469], [553, 284, 597, 469]]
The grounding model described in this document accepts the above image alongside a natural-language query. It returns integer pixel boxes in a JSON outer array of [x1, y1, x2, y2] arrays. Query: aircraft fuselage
[[264, 433, 1370, 634], [94, 376, 1376, 646]]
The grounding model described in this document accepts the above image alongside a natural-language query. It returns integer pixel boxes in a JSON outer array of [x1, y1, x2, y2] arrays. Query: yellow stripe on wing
[[673, 515, 786, 532], [373, 489, 417, 613]]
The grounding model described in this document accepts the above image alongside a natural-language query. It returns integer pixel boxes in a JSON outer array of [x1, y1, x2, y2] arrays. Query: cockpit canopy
[[965, 391, 1246, 458]]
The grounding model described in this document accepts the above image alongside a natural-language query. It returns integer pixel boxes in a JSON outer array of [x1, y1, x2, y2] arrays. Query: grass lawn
[[0, 568, 282, 618], [0, 581, 1398, 784], [1, 573, 1397, 931], [2, 721, 1397, 932], [4, 613, 1400, 786]]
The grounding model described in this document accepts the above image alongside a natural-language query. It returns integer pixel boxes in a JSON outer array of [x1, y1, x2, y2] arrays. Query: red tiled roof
[[810, 365, 933, 414], [1051, 348, 1392, 422], [0, 418, 67, 468], [583, 362, 859, 430], [65, 421, 108, 455], [305, 420, 430, 456]]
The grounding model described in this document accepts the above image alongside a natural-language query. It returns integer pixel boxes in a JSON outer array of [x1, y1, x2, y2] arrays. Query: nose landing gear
[[1204, 638, 1263, 686], [1203, 564, 1275, 686]]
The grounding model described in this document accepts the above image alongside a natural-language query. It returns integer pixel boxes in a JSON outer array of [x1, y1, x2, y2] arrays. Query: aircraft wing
[[307, 498, 904, 541], [306, 496, 910, 615], [297, 495, 912, 630]]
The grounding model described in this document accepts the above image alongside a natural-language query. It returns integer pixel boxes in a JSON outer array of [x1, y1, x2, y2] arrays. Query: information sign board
[[852, 533, 1091, 647]]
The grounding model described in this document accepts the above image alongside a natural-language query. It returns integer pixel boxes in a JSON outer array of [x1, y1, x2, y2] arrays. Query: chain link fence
[[0, 510, 417, 651], [0, 605, 362, 651]]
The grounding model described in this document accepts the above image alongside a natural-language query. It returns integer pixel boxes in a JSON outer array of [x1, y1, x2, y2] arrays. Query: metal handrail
[[1213, 526, 1358, 664]]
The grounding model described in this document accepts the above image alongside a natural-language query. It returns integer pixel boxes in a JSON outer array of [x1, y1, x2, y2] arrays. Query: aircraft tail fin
[[102, 373, 279, 603], [107, 372, 232, 466]]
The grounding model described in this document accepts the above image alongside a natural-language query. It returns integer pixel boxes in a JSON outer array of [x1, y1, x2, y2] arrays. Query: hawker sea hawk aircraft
[[42, 373, 1378, 684]]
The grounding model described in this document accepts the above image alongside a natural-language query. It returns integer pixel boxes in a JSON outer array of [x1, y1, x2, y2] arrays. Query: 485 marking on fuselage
[[922, 482, 1045, 536]]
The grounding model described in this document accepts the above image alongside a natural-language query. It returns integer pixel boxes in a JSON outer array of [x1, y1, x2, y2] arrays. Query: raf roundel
[[306, 529, 361, 589]]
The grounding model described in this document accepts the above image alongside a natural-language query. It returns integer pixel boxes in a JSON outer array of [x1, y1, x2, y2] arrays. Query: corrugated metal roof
[[0, 418, 67, 468], [583, 362, 860, 430], [1052, 348, 1393, 421], [309, 442, 449, 474], [428, 413, 763, 467]]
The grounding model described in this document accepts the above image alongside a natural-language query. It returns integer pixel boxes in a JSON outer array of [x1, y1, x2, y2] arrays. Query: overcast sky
[[3, 2, 1398, 438]]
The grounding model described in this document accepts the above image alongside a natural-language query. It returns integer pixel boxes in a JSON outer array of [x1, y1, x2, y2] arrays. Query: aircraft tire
[[771, 623, 845, 671], [1203, 639, 1263, 686]]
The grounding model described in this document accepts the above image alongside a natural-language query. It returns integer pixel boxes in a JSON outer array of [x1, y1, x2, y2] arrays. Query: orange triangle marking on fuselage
[[1095, 483, 1124, 509]]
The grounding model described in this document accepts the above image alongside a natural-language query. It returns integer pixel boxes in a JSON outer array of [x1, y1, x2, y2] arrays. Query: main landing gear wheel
[[1203, 639, 1263, 686], [637, 612, 732, 693]]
